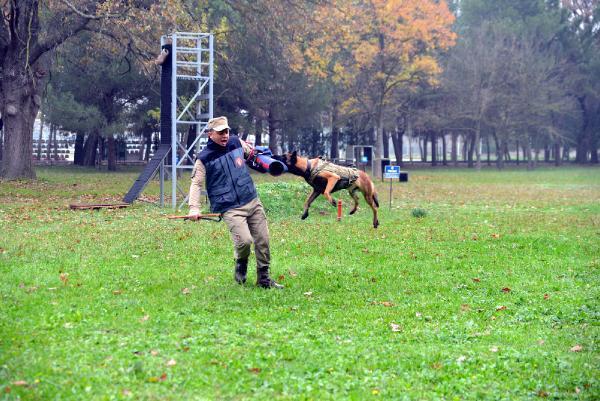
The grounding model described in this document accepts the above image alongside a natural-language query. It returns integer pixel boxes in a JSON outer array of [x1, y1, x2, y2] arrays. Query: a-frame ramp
[[123, 144, 171, 203]]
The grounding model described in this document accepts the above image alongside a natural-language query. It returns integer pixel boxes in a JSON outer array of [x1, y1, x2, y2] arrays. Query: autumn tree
[[293, 0, 456, 176]]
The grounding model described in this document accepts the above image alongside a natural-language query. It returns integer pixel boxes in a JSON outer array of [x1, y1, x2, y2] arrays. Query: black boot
[[256, 267, 284, 289], [234, 258, 248, 284]]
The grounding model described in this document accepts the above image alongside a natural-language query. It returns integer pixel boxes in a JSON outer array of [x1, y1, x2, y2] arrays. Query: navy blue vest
[[198, 136, 258, 213]]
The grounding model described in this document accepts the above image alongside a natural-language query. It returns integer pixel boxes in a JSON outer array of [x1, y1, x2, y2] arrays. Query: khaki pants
[[222, 198, 270, 269]]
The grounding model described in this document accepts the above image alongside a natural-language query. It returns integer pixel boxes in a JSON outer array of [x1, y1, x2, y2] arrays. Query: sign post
[[383, 165, 400, 210]]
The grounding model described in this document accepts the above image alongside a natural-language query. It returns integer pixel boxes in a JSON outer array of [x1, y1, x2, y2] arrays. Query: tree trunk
[[575, 96, 590, 163], [516, 140, 520, 165], [382, 128, 389, 159], [493, 132, 504, 170], [47, 124, 53, 163], [330, 101, 340, 160], [486, 134, 491, 166], [526, 137, 534, 170], [451, 132, 458, 166], [37, 111, 44, 160], [268, 109, 278, 152], [391, 125, 404, 167], [0, 122, 4, 161], [83, 132, 99, 166], [74, 133, 85, 165], [442, 133, 447, 166], [0, 78, 41, 179], [254, 118, 262, 147], [475, 122, 482, 170], [52, 127, 58, 161], [431, 131, 437, 167], [144, 132, 152, 161], [107, 135, 117, 171], [373, 110, 385, 178], [467, 134, 478, 168], [554, 143, 561, 166]]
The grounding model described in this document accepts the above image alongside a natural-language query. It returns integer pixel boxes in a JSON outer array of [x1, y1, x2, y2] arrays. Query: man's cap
[[207, 116, 230, 132]]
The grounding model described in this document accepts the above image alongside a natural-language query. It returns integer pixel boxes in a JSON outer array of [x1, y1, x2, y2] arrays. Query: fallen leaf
[[491, 233, 500, 239], [4, 386, 10, 393], [13, 381, 27, 387], [575, 387, 580, 394], [490, 346, 499, 352], [456, 355, 466, 364], [543, 294, 550, 300], [303, 291, 313, 297], [372, 389, 380, 395], [501, 287, 511, 293], [472, 234, 478, 241], [415, 312, 422, 318], [166, 359, 177, 367], [431, 362, 442, 369], [277, 275, 285, 281], [182, 287, 190, 295], [113, 290, 122, 295], [380, 301, 394, 307], [159, 373, 167, 381], [472, 277, 481, 283], [122, 389, 132, 396], [538, 340, 545, 345], [460, 304, 470, 312], [59, 273, 69, 285], [248, 367, 261, 374], [537, 390, 548, 398], [570, 345, 583, 352], [362, 248, 369, 253], [140, 315, 150, 323], [390, 323, 402, 332], [150, 350, 160, 356], [496, 305, 507, 311], [288, 270, 298, 277]]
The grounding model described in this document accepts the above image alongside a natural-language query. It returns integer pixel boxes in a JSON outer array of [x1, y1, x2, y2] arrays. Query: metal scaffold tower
[[122, 32, 213, 208], [161, 32, 214, 209]]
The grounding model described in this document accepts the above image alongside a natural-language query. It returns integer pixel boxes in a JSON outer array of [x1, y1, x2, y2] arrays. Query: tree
[[294, 0, 456, 176]]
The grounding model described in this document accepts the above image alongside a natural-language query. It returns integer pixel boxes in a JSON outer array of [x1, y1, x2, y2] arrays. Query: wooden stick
[[167, 214, 221, 221]]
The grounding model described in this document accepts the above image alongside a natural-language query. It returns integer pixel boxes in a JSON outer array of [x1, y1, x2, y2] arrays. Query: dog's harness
[[306, 159, 359, 188]]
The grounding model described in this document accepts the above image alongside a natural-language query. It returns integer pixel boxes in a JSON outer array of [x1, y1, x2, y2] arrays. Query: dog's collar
[[304, 159, 312, 180]]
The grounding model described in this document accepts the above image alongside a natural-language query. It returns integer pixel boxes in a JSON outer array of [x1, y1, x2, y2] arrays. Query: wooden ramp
[[69, 203, 130, 210], [123, 144, 171, 204]]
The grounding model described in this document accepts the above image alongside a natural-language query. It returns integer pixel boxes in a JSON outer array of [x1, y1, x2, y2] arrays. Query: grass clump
[[411, 207, 428, 218]]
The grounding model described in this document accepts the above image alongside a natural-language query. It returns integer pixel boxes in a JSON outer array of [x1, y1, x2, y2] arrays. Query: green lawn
[[1, 166, 598, 400]]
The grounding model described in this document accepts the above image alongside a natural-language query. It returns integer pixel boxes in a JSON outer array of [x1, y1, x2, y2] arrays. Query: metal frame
[[159, 32, 214, 209]]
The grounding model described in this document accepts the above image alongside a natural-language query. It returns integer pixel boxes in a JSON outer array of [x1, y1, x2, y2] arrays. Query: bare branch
[[58, 0, 123, 20]]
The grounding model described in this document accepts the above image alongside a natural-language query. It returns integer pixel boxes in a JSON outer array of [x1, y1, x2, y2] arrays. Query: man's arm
[[189, 159, 206, 215]]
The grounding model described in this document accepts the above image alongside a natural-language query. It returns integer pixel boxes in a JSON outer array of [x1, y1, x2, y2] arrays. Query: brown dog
[[273, 151, 380, 228]]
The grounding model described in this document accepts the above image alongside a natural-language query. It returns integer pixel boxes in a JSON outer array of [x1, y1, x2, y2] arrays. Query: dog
[[273, 151, 380, 228]]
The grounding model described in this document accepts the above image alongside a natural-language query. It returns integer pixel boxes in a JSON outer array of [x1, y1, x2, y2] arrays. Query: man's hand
[[189, 207, 201, 220]]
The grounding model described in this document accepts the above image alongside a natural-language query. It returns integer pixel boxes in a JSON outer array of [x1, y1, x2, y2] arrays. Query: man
[[188, 116, 283, 289]]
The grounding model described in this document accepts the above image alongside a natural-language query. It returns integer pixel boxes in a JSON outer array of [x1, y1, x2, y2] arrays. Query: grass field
[[1, 166, 598, 400]]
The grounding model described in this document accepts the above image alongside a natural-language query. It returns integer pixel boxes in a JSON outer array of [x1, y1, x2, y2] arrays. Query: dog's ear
[[291, 151, 297, 165]]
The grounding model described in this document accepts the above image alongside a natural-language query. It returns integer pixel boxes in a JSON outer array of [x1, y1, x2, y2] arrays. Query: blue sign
[[384, 165, 400, 179]]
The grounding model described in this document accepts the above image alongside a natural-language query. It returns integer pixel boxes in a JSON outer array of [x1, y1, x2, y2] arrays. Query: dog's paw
[[349, 209, 357, 215], [301, 211, 309, 220], [373, 220, 379, 229], [330, 200, 337, 207]]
